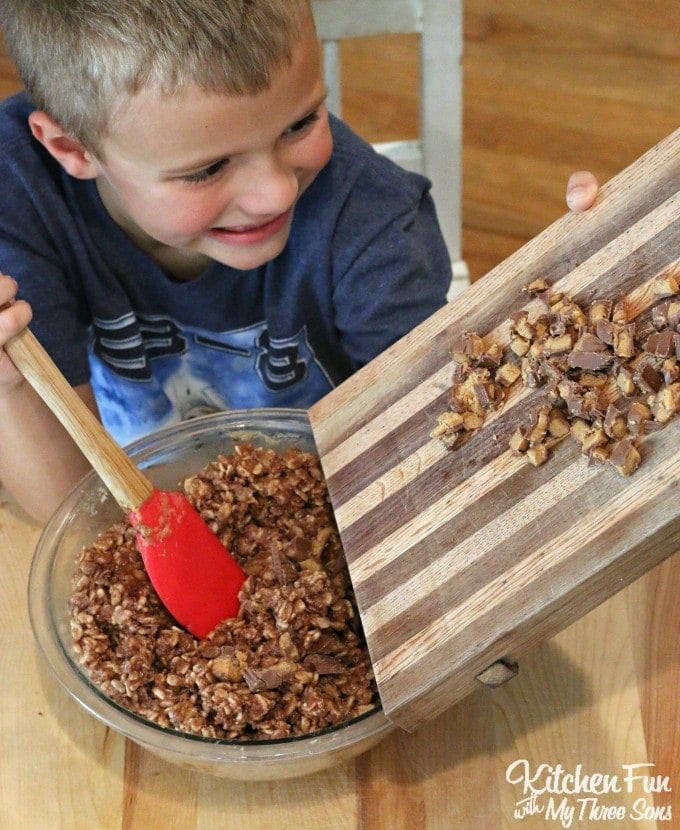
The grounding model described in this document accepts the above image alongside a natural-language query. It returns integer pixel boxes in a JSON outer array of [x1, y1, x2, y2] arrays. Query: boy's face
[[92, 14, 332, 276]]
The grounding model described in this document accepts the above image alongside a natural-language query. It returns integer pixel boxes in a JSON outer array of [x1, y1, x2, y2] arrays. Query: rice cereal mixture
[[69, 443, 379, 740]]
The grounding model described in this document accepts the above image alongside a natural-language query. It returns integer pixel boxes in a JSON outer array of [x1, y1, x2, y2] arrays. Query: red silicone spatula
[[5, 326, 246, 637]]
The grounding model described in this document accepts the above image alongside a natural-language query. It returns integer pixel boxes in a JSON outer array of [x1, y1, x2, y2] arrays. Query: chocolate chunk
[[644, 329, 675, 358], [564, 395, 590, 419], [549, 316, 567, 337], [523, 277, 550, 295], [612, 323, 636, 359], [567, 332, 614, 370], [652, 385, 680, 423], [543, 334, 573, 355], [609, 436, 641, 476], [662, 357, 679, 385], [589, 299, 613, 324], [496, 362, 521, 387], [668, 300, 680, 329], [270, 545, 299, 585], [635, 319, 657, 343], [603, 403, 628, 439], [436, 282, 680, 479], [472, 382, 492, 408], [242, 662, 296, 692], [651, 301, 669, 330], [567, 350, 614, 371], [574, 332, 608, 353], [634, 360, 663, 394], [616, 366, 636, 396], [538, 358, 565, 384], [453, 331, 486, 360], [591, 390, 610, 420], [595, 319, 614, 345], [612, 299, 629, 324], [478, 343, 504, 368], [303, 655, 346, 675], [627, 402, 651, 436], [308, 633, 345, 654]]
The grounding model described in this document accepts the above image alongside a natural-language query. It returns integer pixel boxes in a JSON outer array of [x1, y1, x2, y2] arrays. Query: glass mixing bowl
[[28, 409, 392, 780]]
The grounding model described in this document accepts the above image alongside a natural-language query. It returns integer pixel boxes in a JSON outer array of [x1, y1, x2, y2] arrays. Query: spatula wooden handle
[[5, 327, 153, 511]]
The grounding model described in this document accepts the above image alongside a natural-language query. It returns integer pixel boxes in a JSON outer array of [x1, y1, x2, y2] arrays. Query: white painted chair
[[311, 0, 468, 298]]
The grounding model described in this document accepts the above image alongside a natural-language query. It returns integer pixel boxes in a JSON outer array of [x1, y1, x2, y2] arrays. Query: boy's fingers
[[0, 298, 32, 340], [0, 273, 18, 299], [0, 274, 19, 314], [566, 171, 599, 212], [0, 276, 32, 348]]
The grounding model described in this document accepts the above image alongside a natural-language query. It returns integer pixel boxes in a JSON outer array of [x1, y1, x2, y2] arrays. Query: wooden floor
[[3, 1, 680, 281], [338, 0, 680, 281]]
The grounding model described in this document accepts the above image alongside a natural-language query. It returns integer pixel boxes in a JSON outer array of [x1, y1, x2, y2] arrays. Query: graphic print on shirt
[[88, 313, 334, 445]]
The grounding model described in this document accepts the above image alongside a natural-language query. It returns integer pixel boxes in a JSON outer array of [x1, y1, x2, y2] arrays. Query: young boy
[[0, 0, 452, 521]]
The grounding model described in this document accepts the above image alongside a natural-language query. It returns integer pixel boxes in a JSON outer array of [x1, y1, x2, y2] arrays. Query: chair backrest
[[311, 0, 465, 275]]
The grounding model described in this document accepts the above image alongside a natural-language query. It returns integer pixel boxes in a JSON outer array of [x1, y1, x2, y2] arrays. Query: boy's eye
[[182, 159, 227, 184], [284, 111, 321, 135]]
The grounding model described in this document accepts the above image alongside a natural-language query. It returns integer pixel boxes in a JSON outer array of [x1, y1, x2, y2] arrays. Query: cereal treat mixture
[[69, 444, 379, 740], [431, 277, 680, 475]]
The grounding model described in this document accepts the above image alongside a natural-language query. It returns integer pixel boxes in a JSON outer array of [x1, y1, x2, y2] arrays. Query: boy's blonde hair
[[1, 0, 311, 152]]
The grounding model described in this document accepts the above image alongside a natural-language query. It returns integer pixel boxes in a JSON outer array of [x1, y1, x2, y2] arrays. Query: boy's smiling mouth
[[209, 208, 293, 245]]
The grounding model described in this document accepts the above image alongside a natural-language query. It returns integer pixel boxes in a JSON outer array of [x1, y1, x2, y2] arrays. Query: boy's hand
[[0, 270, 95, 521], [0, 272, 33, 388], [566, 171, 599, 212]]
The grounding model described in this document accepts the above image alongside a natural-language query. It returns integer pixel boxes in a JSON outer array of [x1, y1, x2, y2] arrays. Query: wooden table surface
[[1, 487, 678, 830]]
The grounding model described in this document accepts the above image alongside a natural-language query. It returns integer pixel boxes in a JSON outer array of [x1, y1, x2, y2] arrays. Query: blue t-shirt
[[0, 93, 450, 445]]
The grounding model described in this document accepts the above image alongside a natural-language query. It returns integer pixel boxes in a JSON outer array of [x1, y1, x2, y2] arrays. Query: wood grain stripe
[[309, 128, 680, 730], [331, 377, 538, 530], [334, 246, 679, 548], [310, 132, 680, 457], [361, 431, 679, 665], [322, 207, 680, 508], [335, 387, 546, 560], [374, 431, 680, 705], [357, 443, 602, 640]]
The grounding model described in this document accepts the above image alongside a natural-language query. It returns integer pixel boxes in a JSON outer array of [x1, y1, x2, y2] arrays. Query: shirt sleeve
[[0, 169, 92, 386], [329, 158, 451, 369]]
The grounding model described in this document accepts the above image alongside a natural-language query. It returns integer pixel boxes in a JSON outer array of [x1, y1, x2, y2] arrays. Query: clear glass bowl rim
[[27, 408, 391, 767]]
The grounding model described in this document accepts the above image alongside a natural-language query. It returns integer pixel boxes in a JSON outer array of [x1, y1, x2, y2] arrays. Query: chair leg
[[447, 260, 470, 300]]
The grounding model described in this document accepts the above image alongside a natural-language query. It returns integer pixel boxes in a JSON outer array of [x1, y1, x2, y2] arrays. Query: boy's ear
[[28, 110, 101, 179]]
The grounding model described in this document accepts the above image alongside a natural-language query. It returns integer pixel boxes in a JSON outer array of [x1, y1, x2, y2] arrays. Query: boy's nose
[[232, 154, 299, 217]]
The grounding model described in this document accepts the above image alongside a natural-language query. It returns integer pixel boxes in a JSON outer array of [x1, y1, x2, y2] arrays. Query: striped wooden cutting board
[[308, 128, 680, 732]]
